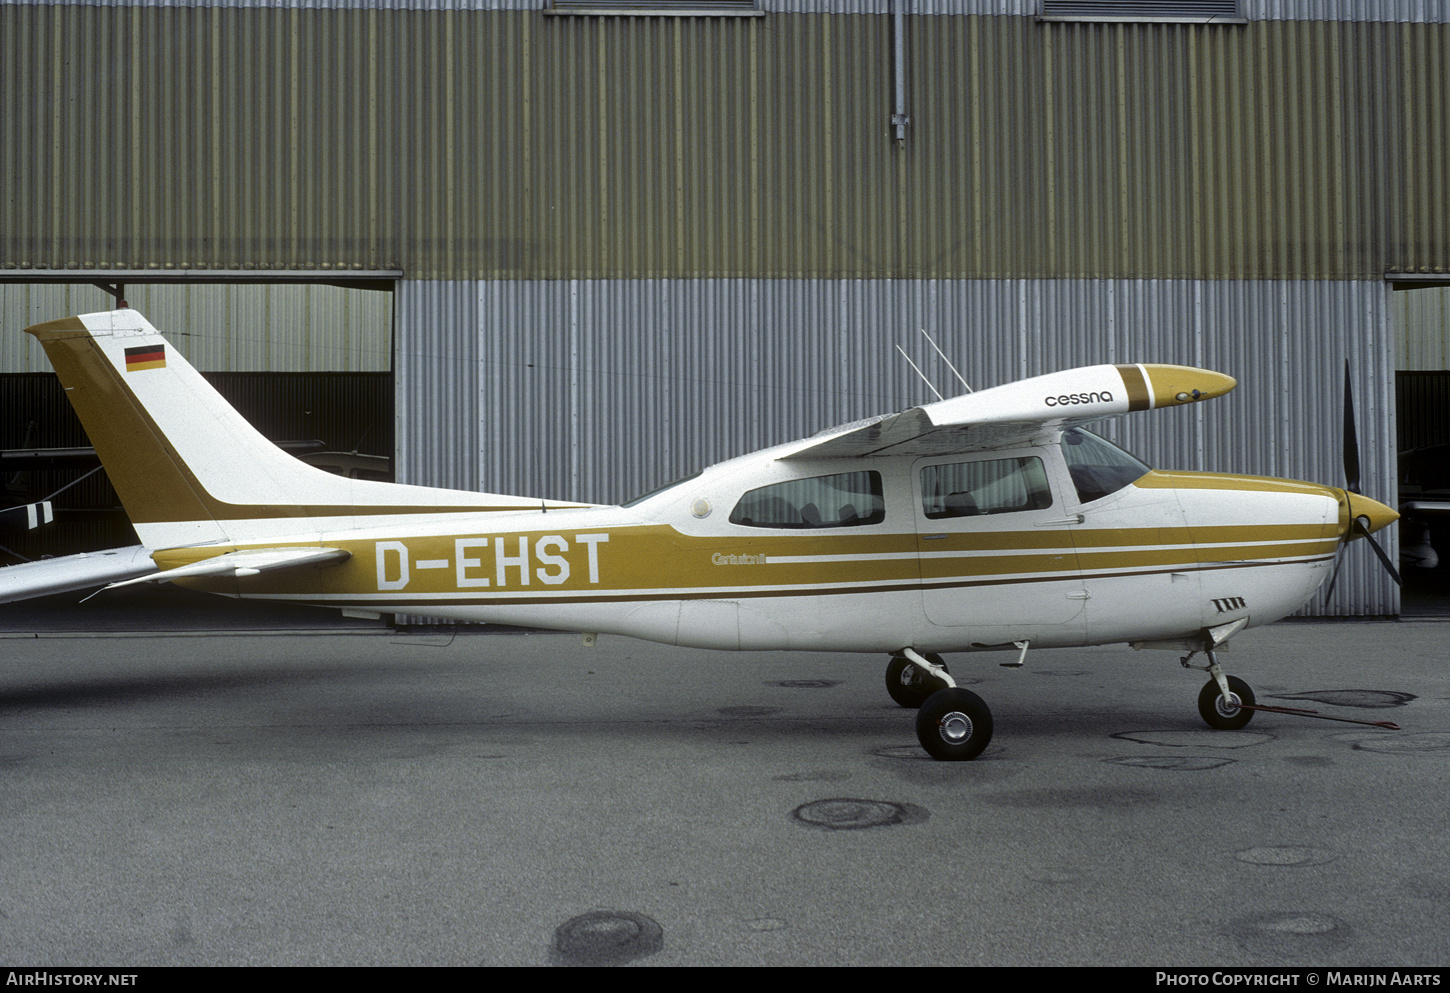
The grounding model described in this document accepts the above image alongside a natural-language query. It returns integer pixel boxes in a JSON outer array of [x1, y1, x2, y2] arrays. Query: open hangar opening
[[1392, 278, 1450, 616], [0, 276, 396, 627]]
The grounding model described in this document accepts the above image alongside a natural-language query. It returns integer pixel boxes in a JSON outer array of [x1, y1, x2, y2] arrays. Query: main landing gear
[[1182, 649, 1256, 731], [887, 645, 1257, 761], [888, 648, 994, 761]]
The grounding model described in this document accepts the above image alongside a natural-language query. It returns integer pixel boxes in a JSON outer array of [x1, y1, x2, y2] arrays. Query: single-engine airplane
[[1, 309, 1401, 759]]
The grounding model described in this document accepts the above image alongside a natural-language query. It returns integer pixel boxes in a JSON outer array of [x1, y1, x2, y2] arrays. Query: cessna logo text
[[375, 534, 609, 590], [1045, 390, 1113, 407], [712, 552, 767, 565]]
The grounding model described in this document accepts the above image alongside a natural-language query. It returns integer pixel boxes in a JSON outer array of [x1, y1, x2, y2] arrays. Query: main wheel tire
[[1197, 675, 1255, 730], [885, 653, 948, 709], [915, 687, 993, 761]]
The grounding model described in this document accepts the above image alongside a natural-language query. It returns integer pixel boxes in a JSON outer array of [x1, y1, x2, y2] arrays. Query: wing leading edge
[[784, 363, 1236, 460]]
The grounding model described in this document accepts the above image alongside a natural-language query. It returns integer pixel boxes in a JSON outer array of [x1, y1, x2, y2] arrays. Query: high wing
[[783, 363, 1237, 460]]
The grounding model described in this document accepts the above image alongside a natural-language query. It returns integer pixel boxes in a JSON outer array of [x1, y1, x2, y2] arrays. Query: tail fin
[[26, 309, 575, 548]]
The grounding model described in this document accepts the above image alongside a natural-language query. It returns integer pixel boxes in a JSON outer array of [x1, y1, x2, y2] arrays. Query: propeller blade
[[1355, 518, 1404, 587], [1323, 538, 1347, 603], [1343, 361, 1361, 495], [1330, 363, 1399, 601]]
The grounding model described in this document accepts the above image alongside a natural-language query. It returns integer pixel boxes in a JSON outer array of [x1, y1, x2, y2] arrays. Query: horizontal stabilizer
[[0, 545, 156, 603], [103, 546, 352, 592]]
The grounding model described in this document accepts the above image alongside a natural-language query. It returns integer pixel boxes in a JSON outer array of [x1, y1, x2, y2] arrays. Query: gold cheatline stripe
[[250, 553, 1333, 608]]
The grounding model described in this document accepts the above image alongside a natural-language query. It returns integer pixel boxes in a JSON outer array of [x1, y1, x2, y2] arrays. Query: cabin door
[[912, 450, 1088, 644]]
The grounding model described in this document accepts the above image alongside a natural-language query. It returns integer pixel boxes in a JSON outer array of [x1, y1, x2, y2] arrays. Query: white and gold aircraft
[[1, 309, 1401, 760]]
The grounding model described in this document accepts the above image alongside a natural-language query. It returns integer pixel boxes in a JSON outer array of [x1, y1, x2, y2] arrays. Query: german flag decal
[[124, 344, 166, 372]]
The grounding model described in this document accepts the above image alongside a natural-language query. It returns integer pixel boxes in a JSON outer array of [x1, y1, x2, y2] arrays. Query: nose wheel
[[1197, 675, 1256, 730]]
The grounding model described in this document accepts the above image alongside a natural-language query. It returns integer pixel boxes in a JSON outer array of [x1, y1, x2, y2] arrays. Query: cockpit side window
[[921, 457, 1053, 519], [1062, 428, 1151, 503], [729, 471, 885, 529]]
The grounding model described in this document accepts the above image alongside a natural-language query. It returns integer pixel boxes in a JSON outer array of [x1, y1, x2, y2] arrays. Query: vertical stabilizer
[[26, 310, 583, 548]]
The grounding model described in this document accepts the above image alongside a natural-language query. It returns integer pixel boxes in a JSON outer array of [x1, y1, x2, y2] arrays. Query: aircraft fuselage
[[170, 444, 1364, 656]]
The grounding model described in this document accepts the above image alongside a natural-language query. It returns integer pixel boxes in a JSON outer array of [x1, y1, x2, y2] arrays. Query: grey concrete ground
[[0, 616, 1446, 967]]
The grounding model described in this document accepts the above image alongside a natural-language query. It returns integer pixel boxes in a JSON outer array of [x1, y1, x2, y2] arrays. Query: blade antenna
[[895, 344, 944, 401], [919, 328, 972, 393]]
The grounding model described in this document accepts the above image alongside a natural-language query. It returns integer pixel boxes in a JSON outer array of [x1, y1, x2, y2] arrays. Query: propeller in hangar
[[1324, 361, 1402, 603]]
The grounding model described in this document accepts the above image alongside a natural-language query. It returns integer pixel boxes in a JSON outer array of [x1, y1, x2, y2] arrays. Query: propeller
[[1324, 362, 1402, 603]]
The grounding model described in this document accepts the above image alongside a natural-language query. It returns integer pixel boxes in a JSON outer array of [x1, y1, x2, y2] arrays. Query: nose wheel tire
[[885, 653, 949, 709], [1197, 675, 1255, 730], [916, 687, 993, 760]]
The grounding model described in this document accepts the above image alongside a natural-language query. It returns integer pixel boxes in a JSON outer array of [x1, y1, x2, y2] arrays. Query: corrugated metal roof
[[393, 276, 1397, 615], [2, 0, 1446, 22], [4, 10, 1446, 280]]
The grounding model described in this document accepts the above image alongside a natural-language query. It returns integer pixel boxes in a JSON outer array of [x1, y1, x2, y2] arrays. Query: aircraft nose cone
[[1345, 492, 1398, 536]]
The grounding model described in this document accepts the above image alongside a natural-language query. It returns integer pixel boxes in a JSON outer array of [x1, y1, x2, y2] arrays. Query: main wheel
[[885, 653, 949, 709], [915, 687, 993, 761], [1197, 675, 1255, 730]]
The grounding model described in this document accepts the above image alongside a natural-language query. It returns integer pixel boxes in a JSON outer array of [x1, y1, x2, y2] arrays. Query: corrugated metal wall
[[393, 276, 1397, 615], [393, 280, 480, 491], [0, 283, 391, 372], [3, 8, 1447, 280]]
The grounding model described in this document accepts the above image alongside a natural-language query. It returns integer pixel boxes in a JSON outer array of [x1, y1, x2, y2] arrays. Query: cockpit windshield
[[621, 469, 705, 508], [1061, 428, 1151, 503]]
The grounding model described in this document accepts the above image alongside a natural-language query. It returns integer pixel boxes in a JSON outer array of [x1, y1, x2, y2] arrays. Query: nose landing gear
[[1197, 673, 1257, 730], [1182, 650, 1257, 730]]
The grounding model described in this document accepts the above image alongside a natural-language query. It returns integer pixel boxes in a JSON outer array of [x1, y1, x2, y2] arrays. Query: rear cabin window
[[1062, 428, 1151, 503], [921, 457, 1053, 519], [729, 471, 885, 529]]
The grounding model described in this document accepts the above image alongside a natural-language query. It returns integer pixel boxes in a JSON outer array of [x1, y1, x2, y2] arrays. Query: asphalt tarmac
[[0, 615, 1446, 967]]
